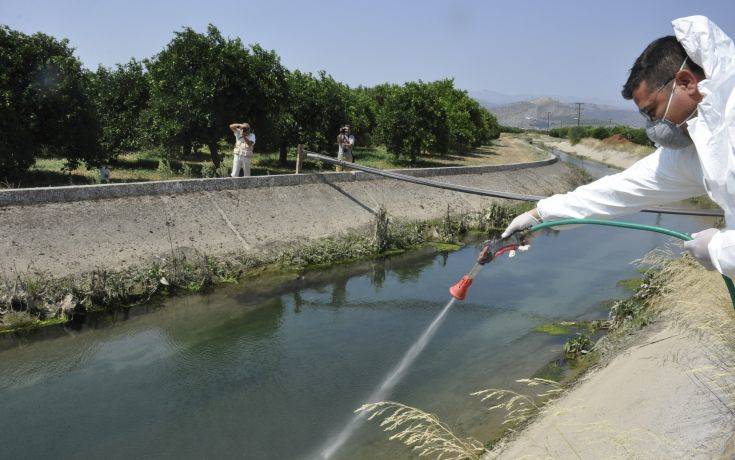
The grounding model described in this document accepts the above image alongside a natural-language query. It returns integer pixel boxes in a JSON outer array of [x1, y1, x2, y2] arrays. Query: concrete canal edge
[[0, 154, 573, 278]]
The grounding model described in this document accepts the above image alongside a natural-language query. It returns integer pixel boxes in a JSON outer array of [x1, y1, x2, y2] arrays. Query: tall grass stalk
[[641, 250, 735, 416], [356, 402, 485, 460]]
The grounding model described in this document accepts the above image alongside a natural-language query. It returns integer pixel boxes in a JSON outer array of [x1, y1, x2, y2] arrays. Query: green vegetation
[[429, 242, 463, 252], [531, 360, 565, 381], [563, 333, 594, 358], [1, 24, 500, 184], [617, 277, 644, 291], [532, 323, 572, 335], [533, 319, 606, 337], [608, 271, 662, 331], [0, 26, 100, 177], [499, 125, 525, 134], [548, 125, 652, 147]]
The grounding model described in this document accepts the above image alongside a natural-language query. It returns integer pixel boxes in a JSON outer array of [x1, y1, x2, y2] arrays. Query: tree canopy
[[0, 26, 101, 177], [1, 23, 501, 179]]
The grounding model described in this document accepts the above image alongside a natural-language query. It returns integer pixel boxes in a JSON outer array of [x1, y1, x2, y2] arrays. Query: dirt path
[[417, 133, 547, 168], [529, 133, 653, 170], [473, 134, 548, 165]]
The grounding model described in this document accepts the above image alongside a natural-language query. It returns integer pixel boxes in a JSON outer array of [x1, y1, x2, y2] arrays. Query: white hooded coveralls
[[537, 16, 735, 278]]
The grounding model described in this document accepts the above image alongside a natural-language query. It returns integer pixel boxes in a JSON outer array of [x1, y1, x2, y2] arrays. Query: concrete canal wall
[[0, 156, 574, 278]]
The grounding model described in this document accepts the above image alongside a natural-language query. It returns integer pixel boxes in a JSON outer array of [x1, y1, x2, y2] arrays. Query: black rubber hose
[[305, 152, 724, 218]]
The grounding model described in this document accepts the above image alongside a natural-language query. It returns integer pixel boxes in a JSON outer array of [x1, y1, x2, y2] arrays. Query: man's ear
[[675, 69, 700, 96]]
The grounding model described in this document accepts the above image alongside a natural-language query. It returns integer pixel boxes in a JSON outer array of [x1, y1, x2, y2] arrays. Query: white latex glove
[[501, 210, 541, 239], [683, 228, 718, 271]]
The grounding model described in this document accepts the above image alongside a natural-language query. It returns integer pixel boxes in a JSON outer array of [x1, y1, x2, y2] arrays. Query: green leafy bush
[[563, 333, 593, 358]]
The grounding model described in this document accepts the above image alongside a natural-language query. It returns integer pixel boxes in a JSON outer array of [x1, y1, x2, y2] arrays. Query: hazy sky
[[2, 0, 733, 107]]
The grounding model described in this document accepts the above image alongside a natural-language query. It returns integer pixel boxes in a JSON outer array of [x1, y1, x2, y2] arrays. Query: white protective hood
[[675, 16, 735, 275]]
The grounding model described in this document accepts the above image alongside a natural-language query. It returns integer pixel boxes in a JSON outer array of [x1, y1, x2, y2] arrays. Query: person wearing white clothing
[[336, 125, 355, 172], [229, 122, 256, 177], [502, 16, 735, 278]]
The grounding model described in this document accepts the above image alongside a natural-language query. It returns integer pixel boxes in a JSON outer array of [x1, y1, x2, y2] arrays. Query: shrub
[[564, 163, 593, 188], [216, 158, 232, 177], [563, 333, 593, 358], [201, 163, 217, 178], [181, 162, 197, 178], [591, 126, 610, 140], [567, 126, 584, 145], [156, 159, 175, 178]]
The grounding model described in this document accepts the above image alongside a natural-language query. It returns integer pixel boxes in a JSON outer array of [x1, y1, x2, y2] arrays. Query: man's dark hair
[[622, 36, 705, 100]]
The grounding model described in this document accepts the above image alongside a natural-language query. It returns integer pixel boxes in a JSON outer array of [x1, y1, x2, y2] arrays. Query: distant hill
[[473, 96, 644, 129]]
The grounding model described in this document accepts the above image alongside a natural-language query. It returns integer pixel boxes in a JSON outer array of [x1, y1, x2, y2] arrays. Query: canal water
[[0, 152, 717, 459]]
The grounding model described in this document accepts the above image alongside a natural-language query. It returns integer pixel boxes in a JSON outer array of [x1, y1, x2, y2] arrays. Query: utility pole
[[547, 111, 551, 131], [574, 102, 583, 126]]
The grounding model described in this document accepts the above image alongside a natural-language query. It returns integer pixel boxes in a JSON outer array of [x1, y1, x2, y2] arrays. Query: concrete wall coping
[[0, 154, 557, 207]]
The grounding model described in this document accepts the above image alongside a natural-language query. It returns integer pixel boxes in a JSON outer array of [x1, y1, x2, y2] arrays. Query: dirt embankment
[[530, 133, 654, 169]]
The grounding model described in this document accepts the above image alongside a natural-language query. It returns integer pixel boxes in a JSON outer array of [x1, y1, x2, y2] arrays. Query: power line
[[574, 102, 583, 126]]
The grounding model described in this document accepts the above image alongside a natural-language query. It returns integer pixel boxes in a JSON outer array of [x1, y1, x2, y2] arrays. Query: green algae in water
[[532, 323, 573, 335], [429, 242, 463, 252], [532, 360, 564, 381], [617, 277, 644, 292]]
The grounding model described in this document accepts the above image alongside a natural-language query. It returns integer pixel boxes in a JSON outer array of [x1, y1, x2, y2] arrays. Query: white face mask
[[644, 58, 697, 149]]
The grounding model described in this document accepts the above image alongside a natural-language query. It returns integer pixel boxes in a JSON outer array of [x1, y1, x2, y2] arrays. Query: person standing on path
[[336, 125, 355, 172], [229, 122, 256, 177]]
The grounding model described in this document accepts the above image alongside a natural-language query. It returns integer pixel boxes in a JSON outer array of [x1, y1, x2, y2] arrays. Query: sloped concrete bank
[[0, 157, 572, 279]]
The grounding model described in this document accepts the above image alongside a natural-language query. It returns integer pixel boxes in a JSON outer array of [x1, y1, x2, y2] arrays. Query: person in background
[[336, 125, 355, 172], [229, 122, 256, 177], [98, 165, 111, 184]]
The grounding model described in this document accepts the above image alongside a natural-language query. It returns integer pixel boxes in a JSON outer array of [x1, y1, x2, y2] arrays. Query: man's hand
[[683, 228, 718, 270], [501, 208, 541, 239]]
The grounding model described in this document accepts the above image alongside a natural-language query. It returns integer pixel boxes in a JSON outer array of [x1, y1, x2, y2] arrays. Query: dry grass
[[472, 378, 564, 428], [577, 137, 653, 158], [642, 250, 735, 416], [356, 402, 485, 460], [357, 379, 567, 459]]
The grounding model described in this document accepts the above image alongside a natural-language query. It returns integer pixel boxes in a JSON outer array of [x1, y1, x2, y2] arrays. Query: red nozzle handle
[[449, 275, 473, 301]]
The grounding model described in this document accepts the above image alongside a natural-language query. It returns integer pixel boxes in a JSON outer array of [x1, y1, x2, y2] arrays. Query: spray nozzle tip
[[449, 275, 473, 301]]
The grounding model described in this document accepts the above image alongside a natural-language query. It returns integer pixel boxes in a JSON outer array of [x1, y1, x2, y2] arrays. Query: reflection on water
[[0, 153, 719, 460]]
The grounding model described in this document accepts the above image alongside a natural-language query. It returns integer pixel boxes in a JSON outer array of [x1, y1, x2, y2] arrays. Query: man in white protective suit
[[502, 16, 735, 278]]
